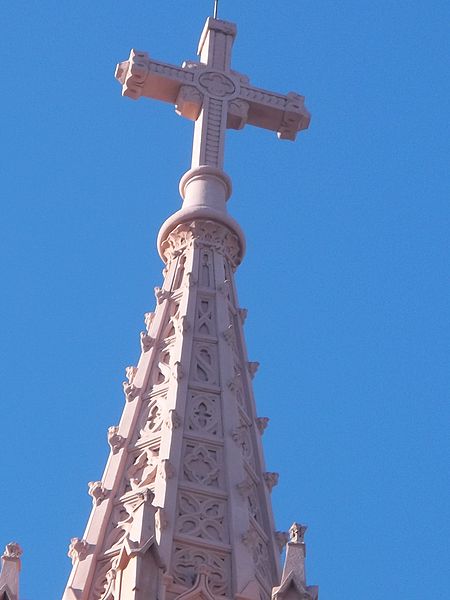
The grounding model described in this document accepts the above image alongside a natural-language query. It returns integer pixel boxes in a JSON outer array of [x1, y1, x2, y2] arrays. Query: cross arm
[[115, 50, 203, 120], [238, 84, 310, 141]]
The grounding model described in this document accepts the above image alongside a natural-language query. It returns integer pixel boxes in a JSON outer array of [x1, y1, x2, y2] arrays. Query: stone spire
[[61, 15, 316, 600], [0, 542, 23, 600]]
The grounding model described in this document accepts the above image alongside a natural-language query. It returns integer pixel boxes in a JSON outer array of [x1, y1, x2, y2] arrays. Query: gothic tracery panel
[[176, 490, 228, 543], [199, 249, 214, 288], [182, 441, 222, 488], [195, 295, 217, 338], [186, 391, 222, 436], [190, 342, 219, 386], [172, 545, 231, 596]]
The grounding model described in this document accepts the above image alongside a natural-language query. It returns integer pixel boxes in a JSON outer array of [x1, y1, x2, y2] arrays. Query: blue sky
[[1, 1, 449, 598]]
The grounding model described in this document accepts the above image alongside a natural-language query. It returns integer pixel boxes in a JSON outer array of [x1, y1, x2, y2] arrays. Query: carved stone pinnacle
[[290, 522, 307, 543], [2, 542, 22, 559]]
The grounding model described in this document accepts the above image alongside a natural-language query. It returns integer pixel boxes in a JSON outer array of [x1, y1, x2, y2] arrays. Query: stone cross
[[115, 18, 310, 172]]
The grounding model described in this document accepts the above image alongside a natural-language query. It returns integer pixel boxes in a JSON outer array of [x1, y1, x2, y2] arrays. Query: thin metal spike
[[213, 0, 219, 19]]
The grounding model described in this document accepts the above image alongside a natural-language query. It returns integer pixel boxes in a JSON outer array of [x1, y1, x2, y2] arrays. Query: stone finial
[[273, 522, 318, 600], [290, 523, 307, 544], [2, 544, 22, 560]]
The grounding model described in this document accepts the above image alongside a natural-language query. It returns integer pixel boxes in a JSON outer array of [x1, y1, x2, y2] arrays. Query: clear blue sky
[[1, 1, 449, 599]]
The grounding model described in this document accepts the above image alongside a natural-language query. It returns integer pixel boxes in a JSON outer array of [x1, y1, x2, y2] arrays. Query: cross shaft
[[115, 18, 310, 172]]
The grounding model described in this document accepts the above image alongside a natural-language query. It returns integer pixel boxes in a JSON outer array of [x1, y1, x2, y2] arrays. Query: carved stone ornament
[[275, 531, 289, 553], [175, 84, 203, 121], [107, 425, 125, 454], [277, 92, 310, 141], [175, 564, 216, 600], [290, 522, 308, 544], [256, 417, 269, 434], [140, 331, 154, 352], [125, 365, 137, 383], [123, 380, 140, 402], [227, 98, 249, 130], [198, 71, 236, 98], [247, 361, 260, 379], [161, 220, 241, 268], [263, 472, 279, 492], [172, 545, 230, 597], [67, 538, 89, 564], [238, 307, 248, 324], [2, 543, 22, 559], [88, 481, 108, 506], [154, 286, 170, 304], [115, 49, 150, 100], [127, 448, 159, 490]]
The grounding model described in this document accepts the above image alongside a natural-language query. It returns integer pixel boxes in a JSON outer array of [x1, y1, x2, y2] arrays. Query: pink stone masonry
[[59, 15, 316, 600]]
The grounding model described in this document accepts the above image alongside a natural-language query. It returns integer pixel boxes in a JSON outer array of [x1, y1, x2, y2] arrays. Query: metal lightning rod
[[213, 0, 219, 19]]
